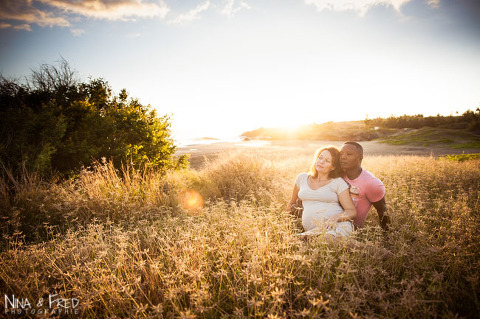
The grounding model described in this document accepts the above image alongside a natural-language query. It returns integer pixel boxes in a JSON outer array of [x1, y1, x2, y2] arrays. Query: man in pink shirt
[[340, 142, 390, 230]]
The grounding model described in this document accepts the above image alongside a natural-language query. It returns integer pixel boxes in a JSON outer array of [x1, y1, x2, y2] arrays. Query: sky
[[1, 0, 480, 143]]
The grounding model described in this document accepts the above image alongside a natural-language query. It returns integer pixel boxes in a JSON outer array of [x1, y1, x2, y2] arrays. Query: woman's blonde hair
[[309, 146, 343, 178]]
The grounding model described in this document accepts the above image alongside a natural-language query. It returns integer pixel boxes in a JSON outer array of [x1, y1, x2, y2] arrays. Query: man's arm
[[372, 197, 390, 231]]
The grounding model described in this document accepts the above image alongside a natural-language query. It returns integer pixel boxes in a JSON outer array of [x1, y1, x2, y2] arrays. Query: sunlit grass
[[1, 150, 479, 318], [441, 153, 480, 161], [379, 127, 480, 148]]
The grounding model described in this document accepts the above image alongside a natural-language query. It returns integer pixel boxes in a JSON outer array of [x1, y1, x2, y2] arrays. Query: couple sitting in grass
[[288, 142, 390, 238]]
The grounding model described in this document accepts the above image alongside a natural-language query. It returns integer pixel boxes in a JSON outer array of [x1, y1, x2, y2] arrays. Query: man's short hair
[[343, 141, 363, 156]]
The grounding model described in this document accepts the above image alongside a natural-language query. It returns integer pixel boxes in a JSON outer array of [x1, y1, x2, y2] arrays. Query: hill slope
[[379, 127, 480, 149], [241, 121, 395, 141]]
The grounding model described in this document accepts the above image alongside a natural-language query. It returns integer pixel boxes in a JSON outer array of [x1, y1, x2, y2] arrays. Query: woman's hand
[[325, 214, 340, 230], [289, 198, 303, 218]]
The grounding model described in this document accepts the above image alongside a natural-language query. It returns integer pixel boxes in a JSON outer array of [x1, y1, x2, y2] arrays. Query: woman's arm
[[337, 189, 357, 220], [287, 184, 302, 217], [288, 184, 299, 207], [325, 189, 357, 227]]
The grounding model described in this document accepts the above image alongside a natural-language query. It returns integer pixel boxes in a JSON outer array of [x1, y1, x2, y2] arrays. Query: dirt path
[[176, 139, 480, 169]]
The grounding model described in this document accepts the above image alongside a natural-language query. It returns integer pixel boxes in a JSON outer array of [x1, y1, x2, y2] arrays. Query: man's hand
[[372, 197, 389, 231], [379, 213, 390, 231]]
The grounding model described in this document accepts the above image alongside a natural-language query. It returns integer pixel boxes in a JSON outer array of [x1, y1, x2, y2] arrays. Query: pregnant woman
[[288, 146, 356, 237]]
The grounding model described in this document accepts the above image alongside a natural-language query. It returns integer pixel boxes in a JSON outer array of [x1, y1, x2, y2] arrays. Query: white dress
[[295, 173, 353, 237]]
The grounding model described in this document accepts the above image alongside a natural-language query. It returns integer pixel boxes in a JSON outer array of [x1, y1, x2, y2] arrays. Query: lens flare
[[180, 190, 204, 212]]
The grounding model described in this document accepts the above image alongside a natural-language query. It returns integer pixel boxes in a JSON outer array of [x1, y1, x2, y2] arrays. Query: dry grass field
[[1, 143, 479, 318]]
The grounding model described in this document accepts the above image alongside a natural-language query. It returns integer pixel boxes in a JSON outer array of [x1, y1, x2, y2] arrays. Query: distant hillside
[[241, 121, 395, 141], [241, 110, 480, 144], [379, 127, 480, 149], [366, 109, 480, 132]]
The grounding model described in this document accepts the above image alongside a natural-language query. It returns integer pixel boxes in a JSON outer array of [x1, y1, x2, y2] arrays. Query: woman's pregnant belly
[[302, 201, 344, 231]]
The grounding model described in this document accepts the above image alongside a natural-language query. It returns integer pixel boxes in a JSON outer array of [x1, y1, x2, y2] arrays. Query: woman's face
[[316, 150, 335, 176]]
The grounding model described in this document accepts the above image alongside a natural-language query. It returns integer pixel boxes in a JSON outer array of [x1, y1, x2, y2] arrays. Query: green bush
[[0, 60, 187, 177]]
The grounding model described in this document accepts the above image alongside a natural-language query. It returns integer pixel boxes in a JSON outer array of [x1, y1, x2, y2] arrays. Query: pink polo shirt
[[343, 169, 385, 228]]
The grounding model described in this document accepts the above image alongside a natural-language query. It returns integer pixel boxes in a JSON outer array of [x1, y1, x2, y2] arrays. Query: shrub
[[0, 60, 187, 177]]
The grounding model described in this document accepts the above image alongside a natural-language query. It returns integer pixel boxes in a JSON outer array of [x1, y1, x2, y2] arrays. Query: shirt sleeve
[[335, 178, 349, 194], [365, 177, 386, 203], [294, 173, 305, 188]]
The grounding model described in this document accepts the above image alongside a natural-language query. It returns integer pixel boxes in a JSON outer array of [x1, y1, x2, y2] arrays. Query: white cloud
[[427, 0, 440, 8], [0, 0, 70, 28], [0, 0, 253, 32], [304, 0, 413, 16], [0, 0, 169, 32], [220, 0, 251, 18], [0, 22, 12, 29], [14, 24, 33, 31], [70, 28, 85, 36], [39, 0, 170, 21], [168, 1, 210, 25]]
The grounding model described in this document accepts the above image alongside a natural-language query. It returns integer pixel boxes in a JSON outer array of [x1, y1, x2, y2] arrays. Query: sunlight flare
[[179, 190, 204, 212]]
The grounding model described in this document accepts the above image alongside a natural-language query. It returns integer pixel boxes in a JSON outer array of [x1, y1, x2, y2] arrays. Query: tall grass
[[0, 150, 479, 318]]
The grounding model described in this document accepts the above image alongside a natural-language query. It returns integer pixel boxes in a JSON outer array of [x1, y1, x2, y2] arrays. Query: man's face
[[340, 144, 362, 171]]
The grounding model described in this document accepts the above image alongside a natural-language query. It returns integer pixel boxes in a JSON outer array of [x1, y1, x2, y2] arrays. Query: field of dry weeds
[[1, 148, 479, 318]]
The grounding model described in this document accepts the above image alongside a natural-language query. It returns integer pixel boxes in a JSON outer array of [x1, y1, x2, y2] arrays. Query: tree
[[0, 60, 187, 177]]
